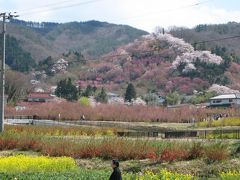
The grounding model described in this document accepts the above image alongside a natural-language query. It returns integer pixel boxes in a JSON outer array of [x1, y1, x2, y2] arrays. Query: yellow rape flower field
[[0, 155, 238, 179], [0, 155, 77, 173]]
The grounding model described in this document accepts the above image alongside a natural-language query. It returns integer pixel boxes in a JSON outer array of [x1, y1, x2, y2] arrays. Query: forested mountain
[[3, 19, 240, 98], [0, 35, 35, 72], [6, 19, 148, 63], [170, 22, 240, 60]]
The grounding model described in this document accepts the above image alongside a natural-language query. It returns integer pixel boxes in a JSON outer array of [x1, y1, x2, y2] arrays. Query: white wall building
[[209, 94, 240, 107]]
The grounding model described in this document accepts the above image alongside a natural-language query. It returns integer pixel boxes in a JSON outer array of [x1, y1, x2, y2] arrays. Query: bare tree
[[5, 70, 30, 104]]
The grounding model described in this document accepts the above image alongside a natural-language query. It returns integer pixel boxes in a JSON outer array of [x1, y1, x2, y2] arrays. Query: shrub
[[188, 143, 204, 160], [204, 144, 230, 163], [79, 97, 90, 106], [159, 148, 189, 162], [0, 126, 236, 162], [0, 138, 18, 150]]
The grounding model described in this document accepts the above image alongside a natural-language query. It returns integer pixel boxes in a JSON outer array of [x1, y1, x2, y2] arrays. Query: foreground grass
[[0, 125, 238, 162], [220, 171, 240, 180], [0, 157, 239, 180], [0, 171, 192, 180], [0, 155, 193, 179], [0, 125, 240, 178]]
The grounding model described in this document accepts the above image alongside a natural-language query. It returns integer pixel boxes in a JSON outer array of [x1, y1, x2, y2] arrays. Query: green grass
[[0, 169, 194, 180], [201, 132, 239, 139], [1, 168, 239, 180], [0, 171, 110, 180], [220, 171, 240, 180]]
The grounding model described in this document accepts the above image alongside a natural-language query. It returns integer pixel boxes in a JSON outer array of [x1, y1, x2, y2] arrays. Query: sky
[[0, 0, 240, 32]]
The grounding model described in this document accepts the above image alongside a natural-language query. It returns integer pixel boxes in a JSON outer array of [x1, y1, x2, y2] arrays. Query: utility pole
[[0, 12, 18, 132]]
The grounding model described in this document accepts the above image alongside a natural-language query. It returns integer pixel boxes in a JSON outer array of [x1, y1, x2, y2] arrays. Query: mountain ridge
[[3, 20, 240, 100], [6, 19, 148, 63]]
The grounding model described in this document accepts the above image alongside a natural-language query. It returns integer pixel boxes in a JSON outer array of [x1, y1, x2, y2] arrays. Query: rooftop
[[27, 92, 54, 99], [210, 93, 240, 100]]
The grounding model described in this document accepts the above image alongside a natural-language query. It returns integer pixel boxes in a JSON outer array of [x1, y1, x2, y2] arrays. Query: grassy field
[[0, 153, 239, 179], [0, 125, 239, 179]]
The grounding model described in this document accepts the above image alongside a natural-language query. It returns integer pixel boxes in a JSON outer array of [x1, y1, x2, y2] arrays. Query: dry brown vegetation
[[6, 102, 238, 122]]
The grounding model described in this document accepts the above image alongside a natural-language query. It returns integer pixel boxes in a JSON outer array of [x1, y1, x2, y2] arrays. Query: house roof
[[210, 93, 240, 100], [27, 92, 54, 99], [107, 92, 119, 97], [17, 101, 46, 106]]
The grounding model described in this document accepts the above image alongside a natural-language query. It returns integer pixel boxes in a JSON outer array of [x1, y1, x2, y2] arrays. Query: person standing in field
[[109, 159, 122, 180]]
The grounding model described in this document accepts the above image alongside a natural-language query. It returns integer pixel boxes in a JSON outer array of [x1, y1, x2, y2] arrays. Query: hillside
[[74, 32, 239, 97], [169, 22, 240, 59], [4, 20, 240, 99], [0, 35, 35, 72], [7, 19, 148, 63]]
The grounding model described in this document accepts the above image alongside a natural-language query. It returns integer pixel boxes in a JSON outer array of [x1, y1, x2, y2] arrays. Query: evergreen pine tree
[[83, 85, 94, 97], [55, 78, 78, 101], [125, 83, 136, 102], [96, 88, 108, 103]]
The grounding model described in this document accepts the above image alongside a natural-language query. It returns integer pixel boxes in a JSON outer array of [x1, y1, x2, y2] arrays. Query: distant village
[[15, 76, 240, 112]]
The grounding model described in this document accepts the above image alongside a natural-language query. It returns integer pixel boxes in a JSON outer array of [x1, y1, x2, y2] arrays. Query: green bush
[[79, 97, 90, 106]]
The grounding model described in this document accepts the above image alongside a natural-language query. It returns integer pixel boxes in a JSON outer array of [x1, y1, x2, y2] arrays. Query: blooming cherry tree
[[172, 51, 223, 73], [208, 84, 240, 95]]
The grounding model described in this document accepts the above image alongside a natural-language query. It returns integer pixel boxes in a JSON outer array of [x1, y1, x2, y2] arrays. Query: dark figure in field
[[109, 159, 122, 180], [80, 115, 85, 120]]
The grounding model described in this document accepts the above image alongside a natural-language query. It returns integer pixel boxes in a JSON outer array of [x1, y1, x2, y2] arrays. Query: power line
[[43, 33, 240, 65], [41, 49, 172, 66], [124, 33, 240, 46], [19, 0, 105, 17], [107, 0, 213, 22], [193, 35, 240, 44], [18, 0, 211, 21], [18, 0, 83, 13]]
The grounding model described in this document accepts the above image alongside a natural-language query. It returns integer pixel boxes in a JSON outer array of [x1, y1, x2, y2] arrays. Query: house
[[107, 93, 125, 105], [209, 94, 240, 107], [107, 92, 119, 99], [27, 92, 54, 103]]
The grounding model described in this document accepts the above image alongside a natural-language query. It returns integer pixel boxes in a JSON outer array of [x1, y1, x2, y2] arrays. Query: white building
[[107, 92, 125, 105], [209, 94, 240, 107], [132, 97, 146, 106]]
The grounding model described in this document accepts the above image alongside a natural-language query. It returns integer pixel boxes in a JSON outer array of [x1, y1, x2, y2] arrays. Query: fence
[[5, 115, 34, 119], [117, 129, 240, 139], [4, 116, 240, 139]]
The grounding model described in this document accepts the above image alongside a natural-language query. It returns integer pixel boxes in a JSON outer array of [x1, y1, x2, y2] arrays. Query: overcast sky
[[1, 0, 240, 32]]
